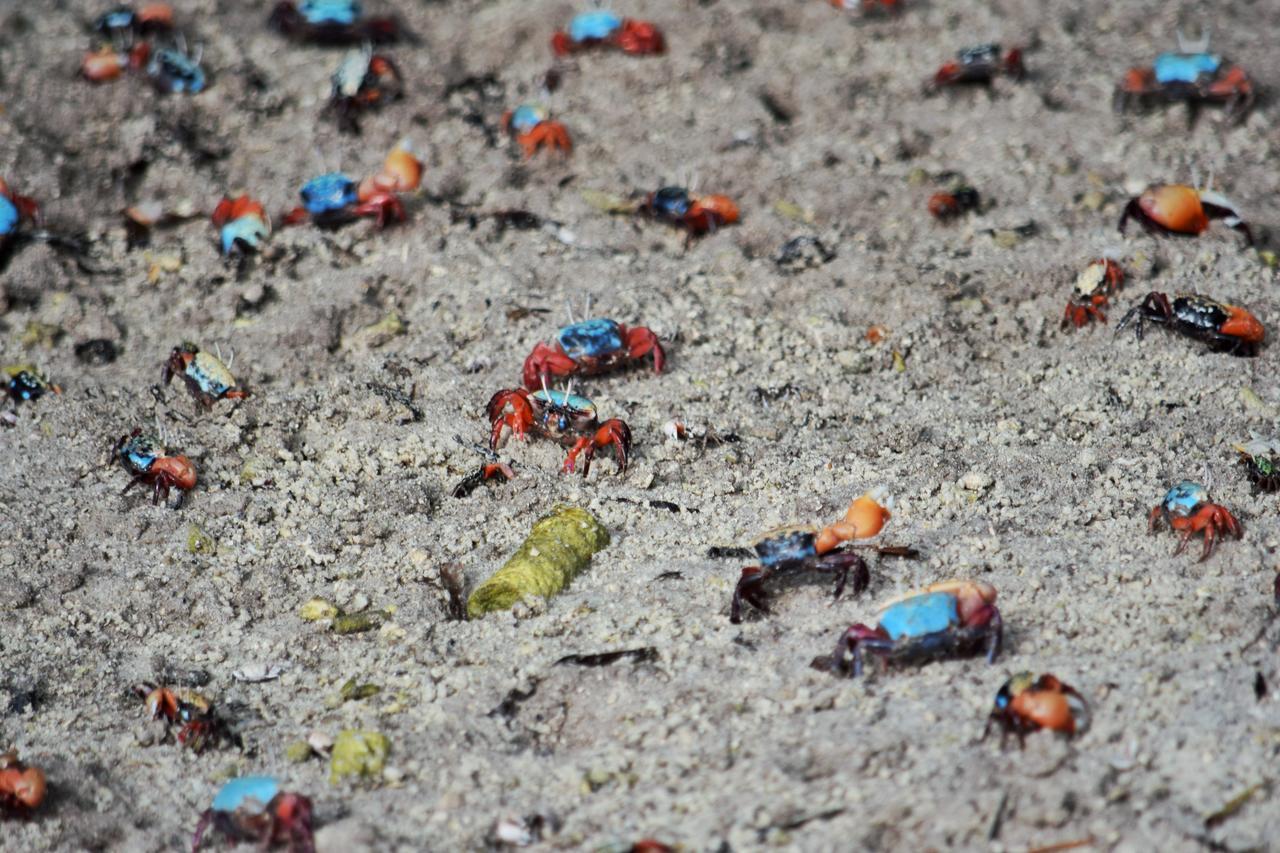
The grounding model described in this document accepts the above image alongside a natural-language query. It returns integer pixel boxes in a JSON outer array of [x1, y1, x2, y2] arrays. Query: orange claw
[[0, 752, 47, 813], [816, 492, 891, 553], [514, 121, 573, 158], [358, 140, 422, 200], [82, 46, 128, 82], [685, 195, 740, 235], [211, 195, 267, 227]]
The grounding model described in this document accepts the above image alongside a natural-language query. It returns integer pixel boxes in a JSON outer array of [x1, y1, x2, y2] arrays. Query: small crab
[[134, 682, 231, 753], [728, 493, 894, 623], [212, 195, 270, 257], [551, 9, 665, 56], [930, 44, 1024, 90], [1148, 480, 1242, 562], [81, 42, 151, 82], [451, 461, 518, 498], [0, 752, 46, 818], [327, 46, 402, 133], [503, 104, 572, 158], [639, 186, 740, 239], [268, 0, 407, 44], [1118, 183, 1252, 245], [1062, 258, 1124, 328], [522, 318, 664, 390], [93, 3, 174, 38], [163, 342, 249, 409], [927, 186, 979, 220], [193, 777, 314, 853], [1116, 291, 1264, 356], [487, 386, 631, 477], [5, 365, 61, 405], [1233, 437, 1280, 493], [984, 672, 1089, 748], [1114, 32, 1254, 123], [282, 172, 405, 229], [818, 579, 1003, 678], [146, 38, 206, 94], [115, 428, 197, 507], [0, 178, 42, 254]]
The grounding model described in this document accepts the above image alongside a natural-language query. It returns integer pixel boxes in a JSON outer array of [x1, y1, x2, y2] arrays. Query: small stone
[[961, 471, 994, 491]]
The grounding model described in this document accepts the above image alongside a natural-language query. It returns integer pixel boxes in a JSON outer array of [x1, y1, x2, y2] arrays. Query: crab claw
[[685, 195, 740, 235], [622, 324, 666, 374], [352, 191, 406, 228], [563, 418, 631, 476], [615, 19, 665, 54], [486, 389, 535, 450]]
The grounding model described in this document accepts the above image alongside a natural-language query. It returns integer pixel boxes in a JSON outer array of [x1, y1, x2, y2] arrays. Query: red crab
[[551, 10, 665, 56], [0, 752, 46, 818], [522, 318, 664, 390], [487, 386, 631, 476], [639, 186, 739, 238], [1062, 258, 1123, 328], [930, 44, 1024, 89], [502, 104, 572, 158], [1148, 481, 1242, 562]]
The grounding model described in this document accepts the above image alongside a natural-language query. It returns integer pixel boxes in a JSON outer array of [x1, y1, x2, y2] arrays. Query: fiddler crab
[[146, 36, 206, 94], [1116, 291, 1264, 356], [134, 682, 232, 753], [0, 178, 42, 256], [727, 493, 896, 623], [929, 44, 1024, 90], [639, 186, 740, 239], [816, 579, 1003, 678], [1148, 480, 1242, 562], [212, 195, 270, 257], [1062, 258, 1124, 328], [927, 186, 979, 221], [522, 317, 664, 390], [115, 428, 197, 507], [163, 342, 249, 409], [503, 104, 572, 158], [551, 9, 665, 56], [282, 141, 421, 229], [5, 365, 61, 406], [984, 672, 1089, 748], [487, 383, 631, 477], [81, 3, 173, 83], [1119, 182, 1252, 245], [327, 46, 402, 134], [1233, 437, 1280, 493], [1114, 31, 1254, 123], [269, 0, 407, 45], [194, 777, 314, 853], [0, 752, 46, 818]]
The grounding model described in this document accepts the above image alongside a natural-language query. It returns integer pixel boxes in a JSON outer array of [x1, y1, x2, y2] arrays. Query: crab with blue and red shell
[[487, 386, 631, 477], [193, 776, 314, 852], [115, 428, 197, 507], [80, 3, 172, 83], [551, 9, 665, 56], [984, 672, 1089, 747], [269, 0, 408, 44], [815, 579, 1003, 678], [5, 365, 61, 405], [1114, 33, 1254, 123], [281, 172, 405, 229], [0, 179, 41, 251], [1147, 480, 1242, 562], [929, 44, 1024, 90], [502, 104, 572, 158], [212, 195, 270, 256], [522, 318, 664, 390], [639, 186, 740, 237], [163, 342, 249, 408]]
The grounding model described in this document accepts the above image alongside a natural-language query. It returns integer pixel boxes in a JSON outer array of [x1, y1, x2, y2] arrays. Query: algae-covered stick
[[467, 505, 609, 618]]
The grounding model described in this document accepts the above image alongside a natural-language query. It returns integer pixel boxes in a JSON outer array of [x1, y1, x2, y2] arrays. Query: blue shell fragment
[[508, 104, 546, 134], [301, 173, 358, 215], [557, 319, 624, 360], [119, 434, 161, 474], [755, 529, 817, 568], [220, 216, 269, 255], [211, 776, 280, 814], [300, 0, 361, 26], [148, 49, 206, 94], [0, 195, 18, 237], [1153, 52, 1221, 84], [532, 389, 596, 414], [878, 592, 959, 641], [568, 9, 622, 42], [1162, 480, 1208, 517], [649, 187, 691, 220]]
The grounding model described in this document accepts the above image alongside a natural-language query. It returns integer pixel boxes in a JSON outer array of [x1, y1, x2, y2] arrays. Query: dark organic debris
[[366, 381, 423, 423], [555, 647, 658, 667], [774, 236, 836, 274], [75, 338, 120, 365]]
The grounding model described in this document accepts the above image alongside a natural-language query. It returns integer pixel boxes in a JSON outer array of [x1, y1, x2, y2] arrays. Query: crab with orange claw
[[193, 777, 314, 853], [487, 385, 631, 477], [163, 342, 249, 409], [1115, 291, 1264, 356], [212, 195, 270, 257], [984, 672, 1090, 748], [522, 318, 664, 390], [1062, 258, 1124, 328], [268, 0, 408, 45], [929, 44, 1024, 90], [134, 682, 232, 753], [116, 428, 197, 507], [726, 494, 896, 623], [639, 186, 739, 239], [503, 104, 572, 158], [1118, 183, 1252, 245], [327, 46, 403, 134], [927, 186, 979, 221], [1114, 32, 1254, 124], [81, 42, 151, 81], [817, 580, 1003, 678], [452, 461, 518, 498], [1148, 480, 1242, 562], [0, 752, 46, 818], [283, 142, 421, 230], [551, 9, 665, 56]]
